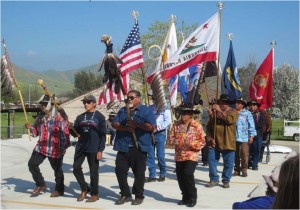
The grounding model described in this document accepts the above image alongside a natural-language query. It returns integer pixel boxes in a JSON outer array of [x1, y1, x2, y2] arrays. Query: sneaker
[[145, 177, 156, 183], [222, 181, 230, 188], [252, 167, 258, 171], [205, 181, 219, 188], [241, 172, 248, 177], [157, 176, 165, 182], [232, 171, 240, 176]]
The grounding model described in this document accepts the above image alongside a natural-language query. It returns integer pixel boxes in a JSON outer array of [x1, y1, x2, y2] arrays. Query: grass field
[[1, 112, 38, 139], [0, 113, 295, 141]]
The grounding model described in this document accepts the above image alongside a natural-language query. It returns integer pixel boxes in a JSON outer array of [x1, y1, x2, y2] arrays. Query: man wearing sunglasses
[[112, 90, 156, 206], [25, 94, 70, 198], [71, 94, 106, 203]]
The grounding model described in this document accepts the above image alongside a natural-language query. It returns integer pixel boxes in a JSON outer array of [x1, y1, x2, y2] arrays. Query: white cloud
[[26, 50, 38, 56]]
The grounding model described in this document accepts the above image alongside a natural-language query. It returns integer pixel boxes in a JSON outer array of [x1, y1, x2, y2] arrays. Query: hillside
[[12, 63, 102, 95]]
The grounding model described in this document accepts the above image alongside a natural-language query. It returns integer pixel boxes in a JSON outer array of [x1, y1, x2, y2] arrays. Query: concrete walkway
[[0, 138, 295, 209]]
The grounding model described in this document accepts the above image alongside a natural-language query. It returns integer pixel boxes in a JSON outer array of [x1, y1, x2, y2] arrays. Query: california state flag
[[161, 12, 219, 80], [249, 48, 274, 110]]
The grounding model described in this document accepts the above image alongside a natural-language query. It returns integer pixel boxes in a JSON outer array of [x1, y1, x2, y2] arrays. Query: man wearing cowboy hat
[[233, 98, 256, 177], [247, 99, 266, 171], [205, 94, 238, 188], [169, 103, 206, 207]]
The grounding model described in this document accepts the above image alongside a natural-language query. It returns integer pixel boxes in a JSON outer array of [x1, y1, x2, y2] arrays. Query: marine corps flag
[[222, 40, 243, 101], [249, 48, 274, 110]]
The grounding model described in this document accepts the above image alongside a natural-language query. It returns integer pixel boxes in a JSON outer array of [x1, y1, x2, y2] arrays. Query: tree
[[273, 64, 299, 120], [72, 71, 103, 97], [237, 62, 257, 100]]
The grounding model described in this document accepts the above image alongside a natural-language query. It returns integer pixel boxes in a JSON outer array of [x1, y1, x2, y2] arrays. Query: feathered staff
[[1, 39, 31, 140]]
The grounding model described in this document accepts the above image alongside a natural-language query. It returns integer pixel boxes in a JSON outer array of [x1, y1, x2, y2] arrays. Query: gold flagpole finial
[[270, 40, 277, 48], [217, 1, 224, 10], [226, 33, 234, 40], [131, 10, 139, 22]]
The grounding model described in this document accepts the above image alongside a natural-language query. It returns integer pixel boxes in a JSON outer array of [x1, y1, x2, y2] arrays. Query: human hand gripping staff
[[36, 79, 80, 138], [125, 98, 139, 148]]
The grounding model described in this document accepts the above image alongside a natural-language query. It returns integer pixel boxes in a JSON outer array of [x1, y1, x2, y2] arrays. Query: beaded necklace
[[84, 111, 96, 124]]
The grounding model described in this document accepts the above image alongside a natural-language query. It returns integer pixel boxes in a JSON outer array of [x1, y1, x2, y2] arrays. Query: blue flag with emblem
[[222, 40, 243, 101]]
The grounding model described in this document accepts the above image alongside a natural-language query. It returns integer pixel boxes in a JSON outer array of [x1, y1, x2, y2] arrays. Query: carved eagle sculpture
[[99, 35, 124, 95]]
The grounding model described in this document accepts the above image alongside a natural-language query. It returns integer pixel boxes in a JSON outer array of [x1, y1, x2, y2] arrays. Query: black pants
[[28, 151, 64, 192], [115, 147, 147, 198], [73, 151, 99, 195], [176, 160, 198, 202]]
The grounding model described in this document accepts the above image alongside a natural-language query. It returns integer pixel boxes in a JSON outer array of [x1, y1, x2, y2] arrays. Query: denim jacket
[[236, 109, 257, 142]]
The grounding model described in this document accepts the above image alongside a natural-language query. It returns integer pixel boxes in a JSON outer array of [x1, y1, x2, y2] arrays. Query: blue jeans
[[249, 136, 263, 169], [146, 130, 167, 178], [208, 148, 235, 183]]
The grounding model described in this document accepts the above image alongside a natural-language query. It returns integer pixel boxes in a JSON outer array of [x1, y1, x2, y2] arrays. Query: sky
[[1, 0, 299, 72]]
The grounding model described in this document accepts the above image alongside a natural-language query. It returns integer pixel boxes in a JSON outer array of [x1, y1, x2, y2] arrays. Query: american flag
[[119, 21, 144, 76], [98, 21, 144, 105]]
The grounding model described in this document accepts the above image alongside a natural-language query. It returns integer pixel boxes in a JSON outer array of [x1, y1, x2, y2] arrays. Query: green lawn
[[270, 119, 294, 141], [1, 112, 38, 139]]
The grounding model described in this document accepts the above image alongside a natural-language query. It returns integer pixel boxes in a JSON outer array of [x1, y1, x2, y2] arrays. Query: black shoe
[[115, 196, 132, 205], [252, 167, 258, 171], [145, 177, 156, 183], [202, 162, 208, 167], [131, 197, 143, 205], [186, 199, 197, 207], [177, 200, 187, 205], [157, 176, 165, 182]]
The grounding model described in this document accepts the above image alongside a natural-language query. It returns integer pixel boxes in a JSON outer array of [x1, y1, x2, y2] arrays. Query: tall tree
[[273, 64, 299, 120]]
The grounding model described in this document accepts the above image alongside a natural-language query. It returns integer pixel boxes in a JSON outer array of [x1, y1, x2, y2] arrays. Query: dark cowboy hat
[[235, 98, 247, 106], [174, 103, 200, 114], [81, 94, 96, 103], [217, 94, 234, 104], [247, 99, 261, 107]]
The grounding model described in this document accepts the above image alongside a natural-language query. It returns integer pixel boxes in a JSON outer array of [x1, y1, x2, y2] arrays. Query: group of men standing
[[25, 89, 271, 207]]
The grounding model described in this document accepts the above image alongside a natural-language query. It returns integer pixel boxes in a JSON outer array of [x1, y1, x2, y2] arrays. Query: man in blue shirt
[[233, 98, 256, 177], [112, 90, 156, 206], [145, 92, 172, 182]]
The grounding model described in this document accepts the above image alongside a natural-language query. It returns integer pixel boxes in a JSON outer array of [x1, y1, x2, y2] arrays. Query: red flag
[[249, 48, 273, 110], [98, 21, 144, 105]]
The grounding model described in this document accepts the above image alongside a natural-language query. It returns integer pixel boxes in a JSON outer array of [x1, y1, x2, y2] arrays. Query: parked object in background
[[283, 120, 300, 141]]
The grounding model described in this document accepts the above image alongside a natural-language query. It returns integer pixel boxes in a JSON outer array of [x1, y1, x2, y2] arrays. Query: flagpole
[[2, 39, 31, 140], [212, 2, 224, 144], [269, 40, 277, 118], [216, 2, 223, 100]]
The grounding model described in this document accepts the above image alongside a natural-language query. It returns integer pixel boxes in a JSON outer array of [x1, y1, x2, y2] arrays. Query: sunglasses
[[128, 96, 136, 100], [83, 101, 93, 105]]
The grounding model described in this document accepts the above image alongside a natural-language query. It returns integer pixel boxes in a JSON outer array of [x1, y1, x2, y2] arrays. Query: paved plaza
[[1, 137, 297, 209]]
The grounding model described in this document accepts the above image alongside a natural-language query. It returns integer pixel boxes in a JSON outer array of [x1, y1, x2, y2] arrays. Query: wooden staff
[[36, 79, 80, 138], [2, 39, 31, 140]]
